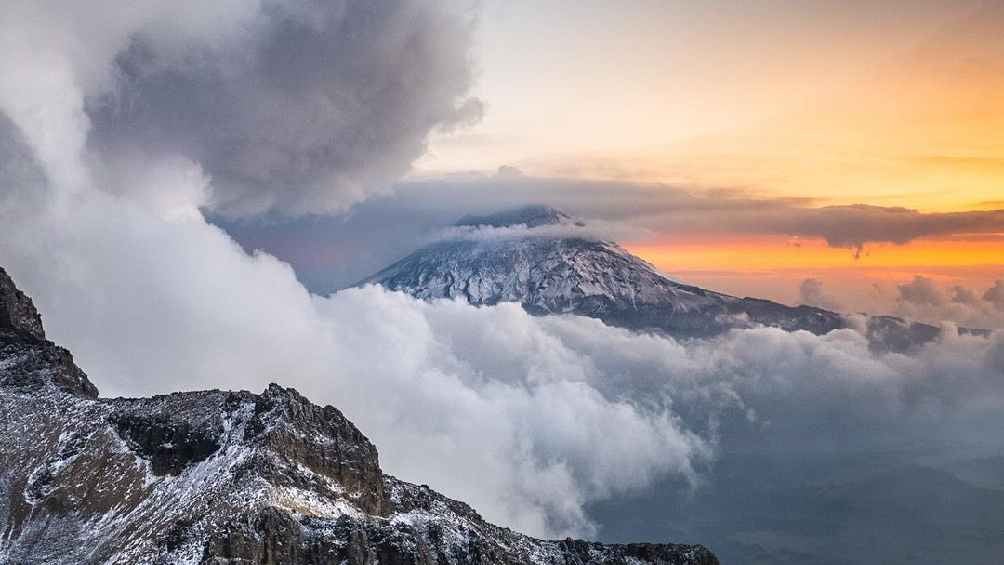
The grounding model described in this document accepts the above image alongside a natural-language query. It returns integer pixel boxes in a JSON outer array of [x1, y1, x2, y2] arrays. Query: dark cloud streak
[[392, 177, 1004, 251], [219, 176, 1004, 291]]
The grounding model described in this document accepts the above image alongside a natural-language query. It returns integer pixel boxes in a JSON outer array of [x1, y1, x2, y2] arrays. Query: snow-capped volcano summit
[[362, 206, 846, 337]]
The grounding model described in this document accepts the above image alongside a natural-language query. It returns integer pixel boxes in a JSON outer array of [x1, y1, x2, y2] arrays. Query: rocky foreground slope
[[0, 267, 717, 565]]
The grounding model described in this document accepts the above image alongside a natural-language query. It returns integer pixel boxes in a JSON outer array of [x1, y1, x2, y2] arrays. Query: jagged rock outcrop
[[0, 268, 45, 341], [0, 267, 97, 398], [0, 267, 718, 564]]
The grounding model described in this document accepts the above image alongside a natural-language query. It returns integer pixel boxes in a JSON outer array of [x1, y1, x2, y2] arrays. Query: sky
[[402, 0, 1004, 315], [1, 1, 1004, 561], [426, 0, 1003, 209]]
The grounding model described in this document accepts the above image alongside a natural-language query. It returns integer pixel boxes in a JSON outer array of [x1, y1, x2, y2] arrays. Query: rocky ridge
[[0, 266, 717, 565]]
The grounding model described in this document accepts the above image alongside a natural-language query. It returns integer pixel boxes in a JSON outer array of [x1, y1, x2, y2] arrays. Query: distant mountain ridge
[[365, 206, 847, 338], [363, 206, 972, 350], [0, 266, 718, 564]]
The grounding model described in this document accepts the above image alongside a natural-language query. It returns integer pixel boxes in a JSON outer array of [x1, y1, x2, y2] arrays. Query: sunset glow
[[627, 236, 1004, 274], [410, 0, 1004, 298]]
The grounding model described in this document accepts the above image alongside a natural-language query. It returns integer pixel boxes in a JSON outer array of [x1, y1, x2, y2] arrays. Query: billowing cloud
[[1, 0, 480, 217], [5, 166, 703, 538], [4, 169, 1004, 536], [887, 275, 1004, 329], [898, 276, 948, 306], [0, 127, 701, 536], [985, 280, 1004, 310], [798, 277, 844, 311]]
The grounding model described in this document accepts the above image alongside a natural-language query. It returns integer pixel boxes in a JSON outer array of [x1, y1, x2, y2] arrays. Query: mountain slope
[[363, 206, 846, 338], [362, 206, 989, 350], [0, 266, 718, 565]]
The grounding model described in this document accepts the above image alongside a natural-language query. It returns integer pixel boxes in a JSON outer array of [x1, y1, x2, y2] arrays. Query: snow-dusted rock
[[0, 267, 718, 564]]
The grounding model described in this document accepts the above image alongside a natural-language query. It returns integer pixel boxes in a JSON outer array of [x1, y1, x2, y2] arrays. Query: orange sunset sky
[[415, 0, 1004, 317]]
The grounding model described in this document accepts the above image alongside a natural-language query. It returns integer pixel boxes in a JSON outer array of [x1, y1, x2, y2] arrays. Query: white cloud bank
[[890, 275, 1004, 330], [3, 163, 1002, 535], [802, 275, 1004, 330], [0, 161, 707, 535], [0, 0, 692, 536]]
